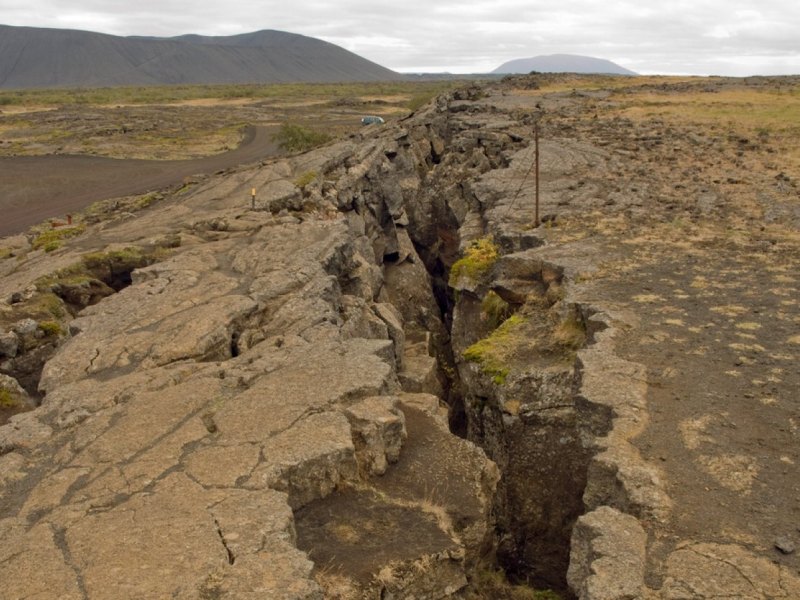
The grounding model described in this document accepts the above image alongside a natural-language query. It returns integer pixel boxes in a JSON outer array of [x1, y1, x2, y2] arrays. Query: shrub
[[407, 92, 436, 112], [272, 123, 332, 153]]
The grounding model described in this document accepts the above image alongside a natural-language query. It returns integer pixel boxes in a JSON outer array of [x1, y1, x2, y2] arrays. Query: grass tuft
[[38, 320, 63, 337], [481, 290, 512, 329], [294, 170, 319, 189], [31, 224, 86, 252]]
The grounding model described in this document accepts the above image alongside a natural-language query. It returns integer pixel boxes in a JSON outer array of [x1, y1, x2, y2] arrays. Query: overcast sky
[[1, 0, 798, 75]]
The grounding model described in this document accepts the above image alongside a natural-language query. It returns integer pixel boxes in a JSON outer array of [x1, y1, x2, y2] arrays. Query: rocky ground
[[0, 75, 798, 599]]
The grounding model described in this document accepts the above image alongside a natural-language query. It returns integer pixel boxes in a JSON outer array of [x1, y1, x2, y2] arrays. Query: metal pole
[[534, 123, 540, 227]]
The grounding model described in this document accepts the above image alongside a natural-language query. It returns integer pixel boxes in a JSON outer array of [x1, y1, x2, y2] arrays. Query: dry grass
[[464, 568, 562, 600], [612, 84, 800, 174]]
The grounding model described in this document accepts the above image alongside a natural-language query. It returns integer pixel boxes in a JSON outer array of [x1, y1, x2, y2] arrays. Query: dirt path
[[0, 125, 280, 237]]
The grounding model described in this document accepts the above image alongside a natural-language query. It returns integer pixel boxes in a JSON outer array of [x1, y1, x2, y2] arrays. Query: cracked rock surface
[[2, 75, 800, 599]]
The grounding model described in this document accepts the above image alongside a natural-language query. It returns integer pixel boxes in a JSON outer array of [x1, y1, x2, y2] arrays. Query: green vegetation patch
[[0, 81, 462, 108], [294, 170, 319, 189], [481, 290, 512, 329], [449, 237, 500, 286], [81, 246, 160, 274], [31, 224, 86, 252], [38, 320, 63, 337], [0, 389, 23, 409], [272, 123, 333, 153], [463, 314, 526, 385], [35, 246, 170, 308]]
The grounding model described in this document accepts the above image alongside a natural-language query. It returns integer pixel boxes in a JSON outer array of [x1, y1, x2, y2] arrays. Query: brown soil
[[296, 486, 457, 583], [0, 93, 410, 238], [494, 74, 800, 585], [0, 125, 280, 237]]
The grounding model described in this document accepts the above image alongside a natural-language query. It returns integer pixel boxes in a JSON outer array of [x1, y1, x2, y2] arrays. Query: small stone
[[12, 319, 38, 336], [775, 536, 796, 554], [0, 332, 19, 358]]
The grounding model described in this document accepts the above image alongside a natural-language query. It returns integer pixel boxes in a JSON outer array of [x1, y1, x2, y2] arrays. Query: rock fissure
[[52, 524, 89, 600], [687, 545, 761, 593], [212, 516, 236, 566], [5, 77, 798, 599]]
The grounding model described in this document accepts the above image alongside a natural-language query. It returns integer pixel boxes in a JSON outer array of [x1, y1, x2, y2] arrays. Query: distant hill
[[493, 54, 636, 76], [0, 25, 402, 89]]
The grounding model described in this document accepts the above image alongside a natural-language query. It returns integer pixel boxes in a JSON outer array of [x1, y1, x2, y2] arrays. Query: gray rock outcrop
[[3, 77, 798, 599]]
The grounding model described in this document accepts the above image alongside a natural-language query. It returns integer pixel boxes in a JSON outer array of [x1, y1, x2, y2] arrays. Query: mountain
[[493, 54, 636, 76], [0, 25, 402, 89]]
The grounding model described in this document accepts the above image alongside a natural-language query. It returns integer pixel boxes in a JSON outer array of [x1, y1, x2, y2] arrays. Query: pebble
[[775, 536, 796, 554]]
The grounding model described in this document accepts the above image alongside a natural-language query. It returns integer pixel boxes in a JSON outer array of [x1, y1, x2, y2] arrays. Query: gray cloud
[[0, 0, 798, 74]]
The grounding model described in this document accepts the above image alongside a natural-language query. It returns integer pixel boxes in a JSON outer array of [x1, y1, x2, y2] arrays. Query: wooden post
[[251, 188, 256, 209], [534, 122, 540, 227]]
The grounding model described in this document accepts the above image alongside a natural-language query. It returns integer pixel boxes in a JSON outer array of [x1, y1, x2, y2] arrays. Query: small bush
[[407, 92, 436, 112], [272, 123, 332, 153]]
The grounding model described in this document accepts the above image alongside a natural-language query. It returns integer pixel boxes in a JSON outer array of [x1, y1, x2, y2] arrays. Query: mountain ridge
[[493, 53, 636, 75], [0, 24, 402, 89]]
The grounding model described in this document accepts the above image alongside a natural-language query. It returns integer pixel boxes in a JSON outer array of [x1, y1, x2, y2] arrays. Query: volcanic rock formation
[[2, 77, 799, 599]]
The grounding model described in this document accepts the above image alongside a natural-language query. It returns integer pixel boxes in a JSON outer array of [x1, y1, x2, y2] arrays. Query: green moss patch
[[38, 320, 63, 337], [481, 290, 512, 329], [0, 389, 25, 409], [31, 224, 86, 252], [449, 237, 500, 286], [463, 314, 526, 384]]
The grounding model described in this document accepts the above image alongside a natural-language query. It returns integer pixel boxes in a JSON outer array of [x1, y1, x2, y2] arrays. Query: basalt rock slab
[[0, 89, 503, 598]]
